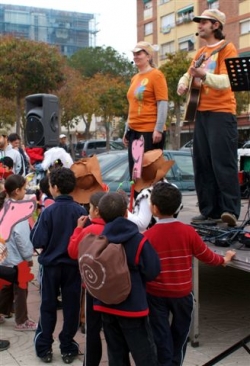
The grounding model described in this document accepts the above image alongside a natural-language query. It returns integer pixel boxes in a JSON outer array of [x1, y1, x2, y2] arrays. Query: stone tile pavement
[[0, 193, 250, 365]]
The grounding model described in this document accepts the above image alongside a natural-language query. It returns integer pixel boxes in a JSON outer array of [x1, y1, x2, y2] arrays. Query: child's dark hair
[[151, 182, 182, 216], [39, 176, 52, 198], [49, 167, 76, 195], [98, 192, 127, 223], [7, 133, 20, 142], [1, 156, 14, 169], [0, 174, 26, 209], [89, 191, 106, 208]]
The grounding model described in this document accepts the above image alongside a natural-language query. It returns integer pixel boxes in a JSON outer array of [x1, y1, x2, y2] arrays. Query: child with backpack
[[144, 182, 236, 366], [91, 192, 161, 366], [68, 191, 106, 366]]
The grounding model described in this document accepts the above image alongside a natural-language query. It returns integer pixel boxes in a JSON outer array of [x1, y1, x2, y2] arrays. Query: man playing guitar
[[177, 9, 240, 227]]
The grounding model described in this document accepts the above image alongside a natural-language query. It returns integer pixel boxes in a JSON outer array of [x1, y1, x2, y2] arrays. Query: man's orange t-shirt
[[127, 68, 168, 132], [193, 42, 237, 114]]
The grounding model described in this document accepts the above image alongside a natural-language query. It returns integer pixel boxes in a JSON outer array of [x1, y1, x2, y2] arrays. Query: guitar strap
[[204, 41, 229, 61]]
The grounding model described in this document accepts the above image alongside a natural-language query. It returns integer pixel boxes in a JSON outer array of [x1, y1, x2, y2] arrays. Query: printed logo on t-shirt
[[134, 78, 149, 114]]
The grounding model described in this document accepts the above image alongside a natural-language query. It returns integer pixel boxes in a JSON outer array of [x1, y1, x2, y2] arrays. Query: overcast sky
[[1, 0, 137, 59]]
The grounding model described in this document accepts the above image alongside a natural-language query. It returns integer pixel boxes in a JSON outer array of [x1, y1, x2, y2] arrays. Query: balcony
[[161, 25, 171, 34], [176, 16, 193, 25]]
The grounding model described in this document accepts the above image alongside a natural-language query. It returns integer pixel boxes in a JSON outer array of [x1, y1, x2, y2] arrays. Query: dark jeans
[[147, 293, 194, 366], [102, 313, 157, 366], [193, 111, 241, 219], [34, 264, 81, 358], [126, 129, 166, 179], [85, 291, 102, 366]]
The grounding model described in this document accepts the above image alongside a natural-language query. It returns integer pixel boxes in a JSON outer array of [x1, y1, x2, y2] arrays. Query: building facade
[[0, 4, 97, 57], [137, 0, 250, 143]]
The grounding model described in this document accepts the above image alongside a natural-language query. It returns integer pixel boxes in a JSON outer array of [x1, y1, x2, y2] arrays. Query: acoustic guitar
[[184, 53, 206, 123]]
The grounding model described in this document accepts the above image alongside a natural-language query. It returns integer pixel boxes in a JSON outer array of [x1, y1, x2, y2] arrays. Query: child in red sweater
[[144, 182, 236, 366], [68, 191, 106, 366]]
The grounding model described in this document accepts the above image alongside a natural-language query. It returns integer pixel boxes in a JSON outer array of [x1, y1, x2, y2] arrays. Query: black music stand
[[225, 57, 250, 91]]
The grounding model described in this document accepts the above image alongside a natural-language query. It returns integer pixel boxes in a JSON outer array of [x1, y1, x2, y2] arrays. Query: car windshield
[[76, 141, 84, 150], [110, 141, 125, 150], [102, 161, 128, 182], [171, 153, 194, 178], [97, 153, 125, 172], [242, 142, 250, 149]]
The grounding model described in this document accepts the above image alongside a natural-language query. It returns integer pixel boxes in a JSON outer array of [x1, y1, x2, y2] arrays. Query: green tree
[[0, 96, 17, 129], [68, 46, 135, 81], [55, 66, 85, 131], [67, 46, 134, 140], [159, 50, 192, 149], [236, 91, 249, 115], [0, 35, 66, 135], [80, 73, 128, 146]]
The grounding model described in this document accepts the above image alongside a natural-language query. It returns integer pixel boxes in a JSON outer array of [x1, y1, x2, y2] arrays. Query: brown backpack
[[78, 233, 145, 305]]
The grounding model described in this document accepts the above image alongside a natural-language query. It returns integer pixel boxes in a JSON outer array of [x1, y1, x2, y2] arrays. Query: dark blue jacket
[[30, 195, 87, 266], [93, 217, 160, 317]]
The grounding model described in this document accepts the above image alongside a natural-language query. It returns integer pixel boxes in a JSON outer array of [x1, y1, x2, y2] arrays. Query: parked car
[[74, 139, 125, 160], [97, 150, 195, 193], [241, 141, 250, 149], [181, 139, 244, 151], [180, 140, 193, 151]]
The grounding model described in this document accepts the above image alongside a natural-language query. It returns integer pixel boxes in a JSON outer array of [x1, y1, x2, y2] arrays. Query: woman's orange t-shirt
[[127, 68, 168, 132]]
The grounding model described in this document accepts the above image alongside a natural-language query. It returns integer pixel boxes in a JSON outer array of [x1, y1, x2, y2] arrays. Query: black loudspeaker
[[25, 94, 59, 147]]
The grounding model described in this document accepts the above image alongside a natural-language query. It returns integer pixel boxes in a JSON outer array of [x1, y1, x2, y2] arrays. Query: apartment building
[[0, 4, 97, 57], [137, 0, 250, 141]]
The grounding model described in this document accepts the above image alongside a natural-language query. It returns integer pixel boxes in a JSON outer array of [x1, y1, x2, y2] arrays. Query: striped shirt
[[144, 219, 224, 298]]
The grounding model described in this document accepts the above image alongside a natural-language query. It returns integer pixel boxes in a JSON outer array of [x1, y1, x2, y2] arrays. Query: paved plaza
[[1, 193, 250, 365]]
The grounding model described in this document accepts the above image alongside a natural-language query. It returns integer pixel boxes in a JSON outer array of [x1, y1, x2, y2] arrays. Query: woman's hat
[[132, 41, 159, 56], [70, 155, 104, 204], [134, 149, 174, 192]]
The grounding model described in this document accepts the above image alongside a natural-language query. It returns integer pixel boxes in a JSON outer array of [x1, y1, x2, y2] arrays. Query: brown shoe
[[221, 212, 237, 227]]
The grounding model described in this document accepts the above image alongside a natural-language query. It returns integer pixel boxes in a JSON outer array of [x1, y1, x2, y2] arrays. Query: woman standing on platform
[[123, 41, 169, 179]]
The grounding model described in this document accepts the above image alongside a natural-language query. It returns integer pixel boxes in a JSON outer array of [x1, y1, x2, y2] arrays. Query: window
[[170, 153, 194, 178], [144, 22, 153, 36], [96, 142, 106, 149], [160, 41, 175, 59], [5, 9, 29, 24], [102, 161, 128, 182], [178, 35, 195, 51], [179, 40, 194, 51], [161, 13, 175, 33], [143, 0, 153, 19], [143, 0, 152, 8], [240, 19, 250, 35], [176, 6, 194, 25], [207, 0, 219, 9], [159, 0, 171, 4]]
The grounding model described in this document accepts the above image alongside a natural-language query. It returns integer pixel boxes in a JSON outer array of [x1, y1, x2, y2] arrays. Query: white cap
[[59, 134, 66, 139]]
